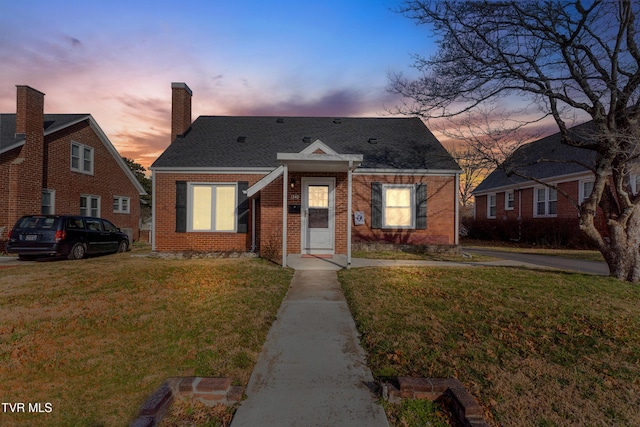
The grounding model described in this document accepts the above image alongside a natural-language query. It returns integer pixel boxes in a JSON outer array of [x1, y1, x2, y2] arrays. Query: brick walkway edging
[[383, 377, 489, 427], [129, 377, 243, 427]]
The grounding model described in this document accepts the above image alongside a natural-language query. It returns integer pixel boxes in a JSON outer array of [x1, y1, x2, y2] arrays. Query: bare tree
[[389, 0, 640, 282]]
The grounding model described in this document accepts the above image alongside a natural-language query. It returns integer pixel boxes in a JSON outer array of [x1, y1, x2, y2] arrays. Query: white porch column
[[282, 164, 288, 267], [347, 161, 353, 268], [454, 172, 460, 245]]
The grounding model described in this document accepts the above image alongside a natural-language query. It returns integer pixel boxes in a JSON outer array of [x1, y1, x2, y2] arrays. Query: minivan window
[[18, 217, 58, 229], [66, 218, 85, 229], [85, 218, 102, 231], [102, 220, 118, 232]]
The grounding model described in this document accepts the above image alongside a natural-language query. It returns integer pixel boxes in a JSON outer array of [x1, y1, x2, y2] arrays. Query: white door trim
[[301, 177, 335, 255]]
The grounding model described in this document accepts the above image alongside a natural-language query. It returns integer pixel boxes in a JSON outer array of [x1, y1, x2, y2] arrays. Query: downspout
[[251, 198, 256, 252], [151, 172, 156, 251], [282, 165, 288, 268], [347, 160, 353, 268], [454, 172, 460, 245]]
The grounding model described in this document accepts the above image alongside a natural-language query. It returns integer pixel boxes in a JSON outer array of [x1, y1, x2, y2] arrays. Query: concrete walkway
[[230, 270, 389, 427]]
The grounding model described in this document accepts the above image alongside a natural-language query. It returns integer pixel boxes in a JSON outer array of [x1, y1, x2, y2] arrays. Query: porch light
[[290, 178, 296, 188]]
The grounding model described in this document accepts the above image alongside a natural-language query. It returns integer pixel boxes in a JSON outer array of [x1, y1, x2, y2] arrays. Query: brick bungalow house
[[0, 86, 146, 244], [150, 83, 461, 267], [472, 121, 612, 243]]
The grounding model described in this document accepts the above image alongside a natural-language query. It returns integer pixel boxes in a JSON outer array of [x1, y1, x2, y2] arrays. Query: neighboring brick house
[[472, 121, 611, 241], [151, 83, 461, 266], [0, 86, 146, 244]]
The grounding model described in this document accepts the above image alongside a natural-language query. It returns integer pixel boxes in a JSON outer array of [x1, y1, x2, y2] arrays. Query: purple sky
[[1, 0, 438, 168]]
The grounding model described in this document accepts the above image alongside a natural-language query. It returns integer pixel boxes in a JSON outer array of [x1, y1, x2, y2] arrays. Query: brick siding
[[154, 171, 458, 253]]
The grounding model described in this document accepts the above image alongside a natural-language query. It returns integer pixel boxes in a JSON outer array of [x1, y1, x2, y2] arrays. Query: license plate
[[24, 235, 38, 241]]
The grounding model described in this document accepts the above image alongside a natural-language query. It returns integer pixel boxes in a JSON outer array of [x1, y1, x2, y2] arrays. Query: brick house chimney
[[8, 85, 45, 226], [171, 82, 192, 142]]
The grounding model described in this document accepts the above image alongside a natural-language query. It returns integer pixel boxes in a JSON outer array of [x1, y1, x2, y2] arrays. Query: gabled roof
[[151, 116, 460, 172], [473, 121, 597, 194], [0, 114, 89, 153], [0, 113, 146, 195]]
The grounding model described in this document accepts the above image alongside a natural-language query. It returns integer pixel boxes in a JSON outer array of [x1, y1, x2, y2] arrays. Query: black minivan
[[6, 215, 129, 260]]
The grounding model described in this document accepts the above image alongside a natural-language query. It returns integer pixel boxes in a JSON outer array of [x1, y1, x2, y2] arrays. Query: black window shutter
[[237, 181, 249, 233], [371, 182, 382, 229], [175, 181, 187, 233], [415, 183, 427, 230]]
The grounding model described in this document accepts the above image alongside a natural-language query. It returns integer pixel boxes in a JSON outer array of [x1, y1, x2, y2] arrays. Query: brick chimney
[[171, 82, 192, 142], [8, 86, 45, 225]]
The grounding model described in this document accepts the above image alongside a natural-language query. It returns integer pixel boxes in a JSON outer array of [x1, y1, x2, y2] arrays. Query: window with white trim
[[487, 194, 497, 219], [80, 195, 100, 217], [71, 142, 94, 174], [629, 174, 640, 195], [505, 191, 515, 210], [113, 196, 130, 213], [188, 183, 237, 232], [534, 187, 557, 217], [383, 185, 414, 228], [579, 180, 594, 205], [41, 189, 55, 215]]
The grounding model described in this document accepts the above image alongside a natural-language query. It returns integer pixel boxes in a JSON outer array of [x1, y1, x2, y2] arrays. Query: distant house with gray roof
[[150, 83, 461, 266], [472, 121, 612, 237], [0, 86, 146, 245]]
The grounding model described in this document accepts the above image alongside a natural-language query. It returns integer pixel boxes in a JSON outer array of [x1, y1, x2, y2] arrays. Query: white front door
[[302, 177, 335, 254]]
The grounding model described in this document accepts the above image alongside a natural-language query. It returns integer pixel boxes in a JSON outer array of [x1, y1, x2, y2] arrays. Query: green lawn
[[0, 254, 293, 426], [339, 266, 640, 426]]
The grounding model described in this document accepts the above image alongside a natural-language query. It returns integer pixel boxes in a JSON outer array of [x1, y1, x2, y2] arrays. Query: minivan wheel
[[68, 243, 86, 260], [117, 240, 128, 253]]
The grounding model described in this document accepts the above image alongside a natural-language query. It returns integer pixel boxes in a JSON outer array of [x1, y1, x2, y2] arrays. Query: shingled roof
[[151, 116, 460, 171], [473, 121, 597, 194], [0, 114, 89, 153]]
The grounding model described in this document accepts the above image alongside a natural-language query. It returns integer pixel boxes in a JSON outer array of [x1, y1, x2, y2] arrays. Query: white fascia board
[[246, 166, 284, 197], [472, 170, 595, 196], [87, 116, 147, 195], [150, 167, 274, 174], [45, 115, 91, 136], [277, 153, 364, 163], [1, 115, 91, 155], [354, 168, 461, 176]]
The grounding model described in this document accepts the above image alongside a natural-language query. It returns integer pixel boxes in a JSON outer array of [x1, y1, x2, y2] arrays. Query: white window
[[188, 183, 236, 232], [113, 196, 130, 214], [534, 187, 557, 217], [71, 142, 94, 174], [579, 180, 594, 205], [505, 191, 515, 210], [41, 189, 55, 215], [487, 194, 497, 219], [80, 195, 100, 217], [383, 185, 414, 228], [629, 174, 640, 195]]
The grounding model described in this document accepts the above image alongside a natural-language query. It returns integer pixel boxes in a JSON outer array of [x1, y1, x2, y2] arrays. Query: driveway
[[463, 247, 610, 276]]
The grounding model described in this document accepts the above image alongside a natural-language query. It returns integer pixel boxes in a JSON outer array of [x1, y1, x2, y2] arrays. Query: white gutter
[[251, 198, 256, 252]]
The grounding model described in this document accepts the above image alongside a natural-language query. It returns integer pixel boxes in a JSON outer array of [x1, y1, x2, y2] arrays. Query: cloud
[[221, 87, 395, 117]]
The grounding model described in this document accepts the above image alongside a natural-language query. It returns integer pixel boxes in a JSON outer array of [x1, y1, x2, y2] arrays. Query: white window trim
[[42, 189, 55, 215], [629, 174, 640, 195], [382, 184, 415, 229], [113, 196, 131, 214], [579, 180, 594, 205], [71, 141, 94, 175], [80, 194, 101, 217], [533, 186, 558, 218], [487, 193, 497, 219], [187, 182, 237, 232], [504, 191, 515, 211]]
